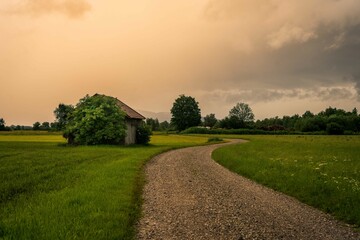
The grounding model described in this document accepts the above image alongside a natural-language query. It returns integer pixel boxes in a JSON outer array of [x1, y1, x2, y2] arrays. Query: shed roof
[[93, 94, 145, 120], [115, 99, 145, 120]]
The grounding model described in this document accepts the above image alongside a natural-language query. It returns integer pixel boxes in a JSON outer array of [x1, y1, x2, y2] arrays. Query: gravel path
[[137, 140, 359, 240]]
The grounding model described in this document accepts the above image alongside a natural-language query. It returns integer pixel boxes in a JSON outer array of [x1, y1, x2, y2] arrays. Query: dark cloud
[[197, 1, 360, 102], [2, 0, 91, 18], [201, 87, 357, 105]]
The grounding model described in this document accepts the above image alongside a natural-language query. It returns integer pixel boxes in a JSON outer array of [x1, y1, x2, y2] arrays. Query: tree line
[[145, 95, 360, 135], [1, 94, 359, 136]]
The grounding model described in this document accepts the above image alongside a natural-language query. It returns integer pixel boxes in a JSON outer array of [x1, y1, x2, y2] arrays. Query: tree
[[170, 95, 201, 131], [0, 118, 6, 131], [0, 118, 5, 131], [33, 122, 41, 130], [159, 121, 170, 131], [352, 107, 358, 115], [53, 103, 75, 130], [229, 102, 254, 124], [302, 110, 314, 118], [41, 122, 50, 130], [146, 118, 160, 131], [203, 113, 218, 128], [63, 94, 127, 145]]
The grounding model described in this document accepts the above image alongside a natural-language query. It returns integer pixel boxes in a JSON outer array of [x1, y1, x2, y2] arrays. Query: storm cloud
[[201, 0, 360, 99]]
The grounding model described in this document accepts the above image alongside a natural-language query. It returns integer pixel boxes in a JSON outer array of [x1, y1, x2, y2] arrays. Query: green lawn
[[212, 135, 360, 227], [0, 133, 209, 240]]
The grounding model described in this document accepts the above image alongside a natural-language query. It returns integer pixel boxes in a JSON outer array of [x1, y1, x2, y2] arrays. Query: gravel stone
[[137, 140, 360, 240]]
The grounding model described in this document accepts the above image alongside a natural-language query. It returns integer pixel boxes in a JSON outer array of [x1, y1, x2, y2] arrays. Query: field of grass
[[0, 133, 209, 240], [212, 135, 360, 227]]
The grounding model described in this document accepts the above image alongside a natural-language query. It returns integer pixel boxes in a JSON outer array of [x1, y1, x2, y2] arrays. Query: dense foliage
[[145, 118, 160, 131], [229, 102, 255, 123], [171, 95, 201, 131], [195, 106, 359, 135], [203, 113, 218, 128], [53, 103, 75, 130], [63, 94, 127, 145], [136, 123, 152, 144], [254, 107, 359, 134]]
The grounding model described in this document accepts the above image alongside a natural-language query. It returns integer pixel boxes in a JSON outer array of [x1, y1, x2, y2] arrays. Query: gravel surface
[[137, 140, 360, 240]]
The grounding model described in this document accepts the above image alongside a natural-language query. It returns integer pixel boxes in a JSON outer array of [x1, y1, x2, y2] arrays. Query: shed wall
[[125, 119, 141, 144]]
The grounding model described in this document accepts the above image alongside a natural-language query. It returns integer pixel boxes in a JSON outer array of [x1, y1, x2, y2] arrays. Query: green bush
[[136, 124, 152, 144], [64, 94, 127, 145], [207, 137, 223, 142]]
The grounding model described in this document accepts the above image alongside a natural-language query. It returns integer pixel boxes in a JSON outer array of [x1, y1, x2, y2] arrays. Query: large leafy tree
[[64, 94, 127, 145], [171, 94, 201, 131], [54, 103, 75, 130], [229, 102, 255, 123]]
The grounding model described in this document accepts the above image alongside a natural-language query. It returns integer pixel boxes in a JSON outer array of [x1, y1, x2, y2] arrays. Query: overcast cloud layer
[[0, 0, 360, 125]]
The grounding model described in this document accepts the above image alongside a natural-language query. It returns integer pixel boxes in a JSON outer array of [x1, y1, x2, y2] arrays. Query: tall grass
[[212, 135, 360, 227], [0, 134, 208, 239]]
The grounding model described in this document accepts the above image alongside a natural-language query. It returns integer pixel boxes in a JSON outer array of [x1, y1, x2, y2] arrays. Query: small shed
[[114, 98, 145, 145]]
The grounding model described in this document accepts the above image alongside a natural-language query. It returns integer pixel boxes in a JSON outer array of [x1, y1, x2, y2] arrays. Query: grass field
[[212, 135, 360, 227], [0, 133, 209, 240]]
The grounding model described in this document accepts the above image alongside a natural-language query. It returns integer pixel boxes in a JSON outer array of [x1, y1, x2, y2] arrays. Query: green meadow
[[212, 135, 360, 227], [0, 133, 209, 240], [1, 133, 359, 239]]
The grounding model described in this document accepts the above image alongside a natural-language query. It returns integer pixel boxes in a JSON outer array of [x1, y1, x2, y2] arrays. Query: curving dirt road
[[137, 140, 359, 239]]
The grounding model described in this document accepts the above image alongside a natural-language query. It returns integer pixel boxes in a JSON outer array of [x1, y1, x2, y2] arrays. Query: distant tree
[[319, 106, 346, 117], [228, 102, 254, 128], [33, 122, 41, 130], [229, 102, 254, 122], [41, 122, 50, 130], [171, 95, 201, 131], [54, 104, 75, 131], [63, 94, 127, 145], [146, 118, 160, 131], [0, 118, 5, 131], [302, 110, 314, 118], [203, 113, 218, 128], [352, 107, 358, 115], [50, 122, 59, 130], [159, 121, 170, 131]]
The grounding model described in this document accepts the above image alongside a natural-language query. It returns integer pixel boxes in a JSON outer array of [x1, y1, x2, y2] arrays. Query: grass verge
[[211, 135, 360, 228], [0, 134, 208, 239]]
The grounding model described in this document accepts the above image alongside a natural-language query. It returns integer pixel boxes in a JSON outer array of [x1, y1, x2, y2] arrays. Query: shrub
[[207, 137, 223, 142], [136, 124, 152, 144], [64, 94, 127, 145]]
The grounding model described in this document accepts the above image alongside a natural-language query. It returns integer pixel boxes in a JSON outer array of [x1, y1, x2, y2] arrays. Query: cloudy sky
[[1, 0, 360, 125]]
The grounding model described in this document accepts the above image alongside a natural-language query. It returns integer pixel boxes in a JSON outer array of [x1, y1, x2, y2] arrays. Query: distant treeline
[[146, 106, 360, 135], [2, 104, 359, 135], [0, 120, 58, 132]]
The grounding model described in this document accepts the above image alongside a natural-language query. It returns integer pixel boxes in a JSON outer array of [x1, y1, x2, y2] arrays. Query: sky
[[1, 0, 360, 125]]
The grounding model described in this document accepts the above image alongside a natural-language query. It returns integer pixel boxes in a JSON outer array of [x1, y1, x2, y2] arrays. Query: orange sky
[[1, 0, 360, 125]]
